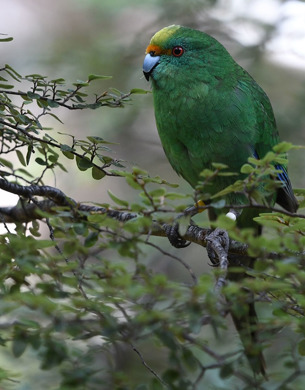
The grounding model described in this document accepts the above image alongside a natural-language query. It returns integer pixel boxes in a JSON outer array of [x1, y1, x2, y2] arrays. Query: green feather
[[145, 25, 297, 212], [144, 24, 298, 377]]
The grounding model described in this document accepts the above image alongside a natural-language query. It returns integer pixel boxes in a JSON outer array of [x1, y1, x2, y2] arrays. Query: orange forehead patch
[[145, 44, 171, 56]]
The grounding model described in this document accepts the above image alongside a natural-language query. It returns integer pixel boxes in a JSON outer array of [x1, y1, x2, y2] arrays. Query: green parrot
[[143, 25, 298, 376]]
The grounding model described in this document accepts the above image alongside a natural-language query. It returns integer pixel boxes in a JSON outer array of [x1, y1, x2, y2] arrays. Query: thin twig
[[0, 119, 119, 177], [130, 343, 169, 388], [145, 240, 198, 286]]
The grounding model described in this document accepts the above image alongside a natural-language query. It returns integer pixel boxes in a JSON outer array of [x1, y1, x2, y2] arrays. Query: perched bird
[[143, 25, 298, 376]]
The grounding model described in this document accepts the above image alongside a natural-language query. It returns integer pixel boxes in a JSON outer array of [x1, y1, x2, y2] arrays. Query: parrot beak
[[143, 53, 160, 81]]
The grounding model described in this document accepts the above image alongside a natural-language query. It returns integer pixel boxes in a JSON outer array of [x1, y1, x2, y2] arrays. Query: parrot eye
[[172, 46, 184, 57]]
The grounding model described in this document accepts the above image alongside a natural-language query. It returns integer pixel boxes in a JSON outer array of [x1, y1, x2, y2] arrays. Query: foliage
[[0, 38, 305, 390]]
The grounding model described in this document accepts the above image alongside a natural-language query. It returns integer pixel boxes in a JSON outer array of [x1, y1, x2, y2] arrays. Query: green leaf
[[29, 220, 41, 237], [110, 169, 129, 177], [177, 215, 191, 237], [0, 83, 14, 89], [84, 232, 99, 247], [108, 189, 129, 207], [211, 214, 236, 230], [37, 98, 49, 108], [87, 136, 114, 145], [0, 36, 13, 42], [16, 150, 26, 166], [48, 112, 63, 123], [47, 99, 59, 108], [88, 74, 112, 81], [92, 166, 105, 180], [48, 154, 58, 163], [181, 347, 199, 371], [273, 142, 293, 153], [51, 78, 65, 84], [156, 329, 177, 350], [240, 163, 254, 174], [125, 175, 142, 190], [254, 259, 271, 272], [74, 94, 85, 103], [20, 94, 32, 102], [62, 151, 75, 160], [219, 363, 234, 379], [211, 180, 244, 198], [199, 168, 214, 178], [76, 156, 92, 171], [162, 369, 180, 383], [253, 215, 283, 229], [124, 216, 152, 233], [16, 168, 33, 178], [0, 157, 13, 169], [132, 166, 148, 176], [27, 91, 41, 99], [39, 338, 68, 369], [25, 74, 46, 80], [98, 155, 113, 165], [294, 188, 305, 196], [34, 240, 55, 249], [12, 337, 27, 358], [298, 339, 305, 356], [26, 144, 33, 165], [5, 64, 22, 78], [164, 192, 190, 200], [130, 88, 151, 94], [60, 144, 74, 152], [63, 240, 78, 256], [73, 80, 90, 87], [298, 199, 305, 209], [148, 188, 166, 198], [210, 199, 226, 209], [109, 87, 123, 95], [35, 157, 47, 166], [150, 378, 163, 390], [211, 162, 228, 170], [73, 223, 87, 235]]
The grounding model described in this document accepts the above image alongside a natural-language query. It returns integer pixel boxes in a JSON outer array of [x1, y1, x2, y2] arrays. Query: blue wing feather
[[251, 148, 298, 212]]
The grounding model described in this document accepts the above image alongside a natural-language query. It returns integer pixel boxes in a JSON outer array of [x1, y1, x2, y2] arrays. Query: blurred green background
[[2, 0, 304, 202], [1, 0, 305, 388]]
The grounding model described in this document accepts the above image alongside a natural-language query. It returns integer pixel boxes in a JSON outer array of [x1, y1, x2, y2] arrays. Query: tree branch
[[0, 120, 119, 177], [0, 178, 302, 261], [0, 89, 132, 110]]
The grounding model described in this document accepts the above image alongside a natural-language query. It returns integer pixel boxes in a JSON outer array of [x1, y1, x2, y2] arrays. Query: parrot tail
[[231, 300, 267, 378], [227, 253, 267, 378]]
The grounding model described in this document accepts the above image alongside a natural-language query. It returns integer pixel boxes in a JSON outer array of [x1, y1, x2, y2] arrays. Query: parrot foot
[[163, 222, 191, 248], [206, 228, 230, 269], [163, 205, 199, 248]]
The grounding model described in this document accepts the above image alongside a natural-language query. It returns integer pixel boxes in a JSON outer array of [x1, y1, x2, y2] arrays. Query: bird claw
[[206, 243, 219, 266], [164, 222, 191, 248], [163, 206, 196, 249], [206, 228, 230, 267]]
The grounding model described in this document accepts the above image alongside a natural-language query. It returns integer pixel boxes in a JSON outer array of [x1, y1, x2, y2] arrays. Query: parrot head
[[143, 25, 234, 85]]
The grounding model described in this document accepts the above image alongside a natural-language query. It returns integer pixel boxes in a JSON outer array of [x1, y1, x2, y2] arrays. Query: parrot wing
[[236, 75, 298, 212]]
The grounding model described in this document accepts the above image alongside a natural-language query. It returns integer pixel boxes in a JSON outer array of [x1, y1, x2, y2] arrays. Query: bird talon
[[164, 223, 191, 249], [206, 243, 220, 267], [206, 228, 230, 266]]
